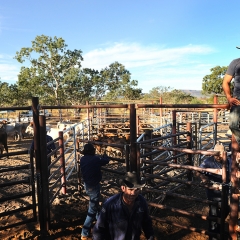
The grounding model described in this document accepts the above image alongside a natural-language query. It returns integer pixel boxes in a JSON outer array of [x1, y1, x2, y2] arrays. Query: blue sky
[[1, 0, 240, 93]]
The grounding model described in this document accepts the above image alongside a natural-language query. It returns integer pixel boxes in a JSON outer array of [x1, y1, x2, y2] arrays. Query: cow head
[[25, 124, 34, 136]]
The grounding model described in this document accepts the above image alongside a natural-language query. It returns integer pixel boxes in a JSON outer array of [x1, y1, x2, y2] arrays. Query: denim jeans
[[81, 183, 100, 237], [229, 105, 240, 145]]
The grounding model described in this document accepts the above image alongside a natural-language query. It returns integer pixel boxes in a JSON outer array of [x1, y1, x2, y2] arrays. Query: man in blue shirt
[[30, 126, 57, 175], [80, 143, 109, 240], [92, 171, 155, 240]]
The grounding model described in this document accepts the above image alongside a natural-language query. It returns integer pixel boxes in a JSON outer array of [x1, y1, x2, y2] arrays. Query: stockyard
[[0, 96, 238, 240]]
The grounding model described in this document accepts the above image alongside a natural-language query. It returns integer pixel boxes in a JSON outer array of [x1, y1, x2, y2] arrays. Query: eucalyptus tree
[[62, 68, 98, 105], [0, 81, 11, 106], [142, 86, 197, 104], [142, 86, 173, 102], [99, 62, 142, 100], [14, 35, 83, 105], [202, 66, 228, 95]]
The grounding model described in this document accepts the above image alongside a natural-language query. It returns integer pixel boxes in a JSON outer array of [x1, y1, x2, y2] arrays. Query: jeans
[[81, 183, 101, 237], [229, 105, 240, 145]]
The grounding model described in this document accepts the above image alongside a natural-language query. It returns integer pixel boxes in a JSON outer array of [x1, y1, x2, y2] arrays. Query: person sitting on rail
[[196, 143, 230, 240]]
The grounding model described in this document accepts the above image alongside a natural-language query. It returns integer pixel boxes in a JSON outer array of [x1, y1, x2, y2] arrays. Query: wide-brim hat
[[80, 143, 95, 155], [120, 171, 146, 188]]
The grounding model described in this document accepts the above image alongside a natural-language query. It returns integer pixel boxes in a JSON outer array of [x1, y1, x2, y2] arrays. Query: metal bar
[[0, 164, 30, 173], [0, 205, 34, 217], [0, 191, 32, 203], [148, 201, 219, 221], [30, 149, 37, 221], [130, 104, 137, 172], [0, 217, 37, 231], [150, 216, 219, 239], [59, 131, 66, 194], [0, 150, 29, 159], [138, 132, 188, 144], [137, 103, 228, 109], [141, 144, 221, 156], [39, 115, 50, 232], [41, 104, 129, 109]]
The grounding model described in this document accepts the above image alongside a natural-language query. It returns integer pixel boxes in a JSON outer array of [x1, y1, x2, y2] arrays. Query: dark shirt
[[199, 156, 230, 200], [30, 134, 56, 155], [226, 58, 240, 98], [80, 154, 109, 187], [93, 193, 154, 240]]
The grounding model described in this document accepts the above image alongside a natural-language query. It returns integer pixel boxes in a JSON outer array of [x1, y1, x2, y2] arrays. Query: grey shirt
[[226, 58, 240, 98]]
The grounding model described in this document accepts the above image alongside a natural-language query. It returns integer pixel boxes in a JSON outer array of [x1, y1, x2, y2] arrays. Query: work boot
[[81, 236, 88, 240]]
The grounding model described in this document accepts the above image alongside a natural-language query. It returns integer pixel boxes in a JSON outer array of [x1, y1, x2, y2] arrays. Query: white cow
[[57, 121, 76, 134], [25, 124, 70, 142], [47, 127, 70, 142], [57, 121, 86, 136]]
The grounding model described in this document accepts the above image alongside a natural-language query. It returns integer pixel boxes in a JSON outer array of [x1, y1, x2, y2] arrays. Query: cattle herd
[[0, 119, 85, 156]]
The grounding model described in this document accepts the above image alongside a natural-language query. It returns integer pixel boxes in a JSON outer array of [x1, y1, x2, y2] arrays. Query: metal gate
[[0, 150, 37, 231]]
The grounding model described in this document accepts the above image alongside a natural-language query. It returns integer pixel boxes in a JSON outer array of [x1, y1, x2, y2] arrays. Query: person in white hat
[[196, 143, 230, 240]]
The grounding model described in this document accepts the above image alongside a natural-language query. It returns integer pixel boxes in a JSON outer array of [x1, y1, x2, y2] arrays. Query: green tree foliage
[[142, 86, 196, 104], [202, 66, 228, 95], [167, 89, 194, 104], [100, 62, 142, 100], [0, 81, 20, 106], [62, 68, 98, 105], [15, 35, 83, 105], [0, 81, 11, 106], [143, 86, 172, 102], [14, 36, 142, 105]]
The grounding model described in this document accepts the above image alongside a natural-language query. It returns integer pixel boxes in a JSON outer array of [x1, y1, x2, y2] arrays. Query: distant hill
[[181, 90, 209, 98]]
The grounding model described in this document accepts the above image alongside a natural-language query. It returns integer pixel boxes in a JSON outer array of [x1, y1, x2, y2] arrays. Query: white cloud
[[0, 42, 215, 91], [0, 55, 20, 84], [82, 42, 215, 92]]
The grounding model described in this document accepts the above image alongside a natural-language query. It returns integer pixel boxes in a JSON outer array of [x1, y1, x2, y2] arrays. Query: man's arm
[[99, 152, 110, 165], [141, 197, 155, 239], [223, 74, 240, 107]]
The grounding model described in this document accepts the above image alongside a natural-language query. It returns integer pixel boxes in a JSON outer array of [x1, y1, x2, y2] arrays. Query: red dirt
[[0, 135, 225, 240]]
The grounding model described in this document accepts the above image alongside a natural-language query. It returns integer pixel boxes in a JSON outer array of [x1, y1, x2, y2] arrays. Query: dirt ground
[[0, 133, 228, 240]]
